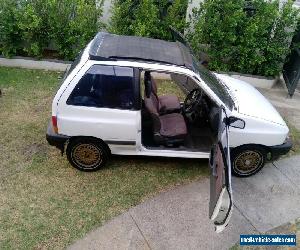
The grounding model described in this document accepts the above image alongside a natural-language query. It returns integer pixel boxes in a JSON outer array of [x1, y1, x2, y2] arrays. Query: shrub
[[109, 0, 188, 40], [188, 0, 300, 77], [0, 0, 104, 60], [130, 0, 161, 38], [48, 0, 104, 60], [109, 0, 142, 36], [164, 0, 189, 36], [0, 0, 22, 57], [18, 0, 50, 57]]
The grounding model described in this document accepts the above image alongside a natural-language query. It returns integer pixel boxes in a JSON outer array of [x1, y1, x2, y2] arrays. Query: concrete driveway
[[68, 155, 300, 250]]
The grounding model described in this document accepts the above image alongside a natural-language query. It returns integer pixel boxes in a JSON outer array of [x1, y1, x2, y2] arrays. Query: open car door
[[209, 107, 233, 233]]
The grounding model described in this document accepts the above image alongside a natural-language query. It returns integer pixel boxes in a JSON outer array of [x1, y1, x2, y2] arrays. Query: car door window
[[67, 65, 135, 110]]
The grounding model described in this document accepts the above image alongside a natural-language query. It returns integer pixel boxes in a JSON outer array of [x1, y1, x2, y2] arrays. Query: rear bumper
[[269, 138, 293, 160], [46, 122, 70, 152]]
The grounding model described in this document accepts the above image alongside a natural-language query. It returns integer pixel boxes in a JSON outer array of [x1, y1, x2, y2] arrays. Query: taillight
[[52, 116, 58, 134]]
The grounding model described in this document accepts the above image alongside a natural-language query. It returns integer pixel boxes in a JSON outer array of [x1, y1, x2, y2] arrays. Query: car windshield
[[191, 55, 234, 110]]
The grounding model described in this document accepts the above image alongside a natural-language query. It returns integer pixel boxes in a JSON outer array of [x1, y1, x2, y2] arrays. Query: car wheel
[[66, 138, 109, 172], [231, 146, 267, 177]]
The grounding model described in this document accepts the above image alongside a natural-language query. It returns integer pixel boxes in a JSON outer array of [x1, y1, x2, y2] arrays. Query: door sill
[[138, 145, 210, 158]]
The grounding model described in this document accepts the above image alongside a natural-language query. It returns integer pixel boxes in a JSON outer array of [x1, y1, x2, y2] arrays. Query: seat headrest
[[144, 71, 152, 98], [144, 93, 159, 115], [145, 71, 151, 80]]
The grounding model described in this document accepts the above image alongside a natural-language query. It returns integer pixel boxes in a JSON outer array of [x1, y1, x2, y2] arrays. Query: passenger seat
[[144, 78, 187, 146], [145, 71, 181, 114]]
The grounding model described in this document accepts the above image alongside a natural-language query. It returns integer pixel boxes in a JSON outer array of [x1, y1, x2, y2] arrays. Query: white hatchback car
[[46, 32, 292, 231]]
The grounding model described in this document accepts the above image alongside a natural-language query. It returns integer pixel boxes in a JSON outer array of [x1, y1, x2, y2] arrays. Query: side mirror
[[226, 116, 245, 129]]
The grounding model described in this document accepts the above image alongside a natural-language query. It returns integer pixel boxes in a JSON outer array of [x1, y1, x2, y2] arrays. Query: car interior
[[141, 70, 220, 152]]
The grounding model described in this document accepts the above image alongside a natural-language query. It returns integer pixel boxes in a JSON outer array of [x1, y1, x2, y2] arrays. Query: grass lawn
[[0, 67, 208, 249], [288, 123, 300, 156]]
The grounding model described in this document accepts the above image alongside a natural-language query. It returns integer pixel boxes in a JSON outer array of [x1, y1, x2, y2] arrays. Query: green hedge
[[109, 0, 188, 41], [0, 0, 299, 77], [187, 0, 300, 77], [0, 0, 104, 60]]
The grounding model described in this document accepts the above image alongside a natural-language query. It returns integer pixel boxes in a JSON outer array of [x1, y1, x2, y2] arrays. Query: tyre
[[231, 145, 267, 177], [66, 138, 109, 172]]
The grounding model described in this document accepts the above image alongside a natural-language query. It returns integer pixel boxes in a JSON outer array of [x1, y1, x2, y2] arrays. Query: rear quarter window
[[67, 65, 135, 110], [64, 51, 83, 80]]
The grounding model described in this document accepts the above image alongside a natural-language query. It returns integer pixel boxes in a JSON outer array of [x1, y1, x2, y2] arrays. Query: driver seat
[[145, 71, 181, 114], [144, 88, 187, 146]]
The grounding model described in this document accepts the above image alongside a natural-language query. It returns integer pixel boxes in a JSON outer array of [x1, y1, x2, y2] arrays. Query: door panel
[[209, 107, 233, 233], [58, 106, 139, 142]]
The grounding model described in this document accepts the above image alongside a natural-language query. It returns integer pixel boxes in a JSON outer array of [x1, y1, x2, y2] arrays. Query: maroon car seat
[[144, 80, 187, 146], [145, 71, 181, 114]]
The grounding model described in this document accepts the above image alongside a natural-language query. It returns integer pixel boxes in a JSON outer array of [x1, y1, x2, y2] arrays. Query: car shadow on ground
[[108, 154, 209, 172]]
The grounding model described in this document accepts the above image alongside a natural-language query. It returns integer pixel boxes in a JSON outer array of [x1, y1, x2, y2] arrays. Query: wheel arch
[[67, 136, 111, 155], [230, 143, 271, 160], [230, 144, 270, 177]]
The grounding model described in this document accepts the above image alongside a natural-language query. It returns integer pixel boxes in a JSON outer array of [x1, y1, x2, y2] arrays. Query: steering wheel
[[183, 88, 203, 114]]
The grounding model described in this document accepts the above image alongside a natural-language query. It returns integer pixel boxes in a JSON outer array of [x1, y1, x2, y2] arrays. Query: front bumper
[[46, 122, 70, 153], [269, 138, 293, 161]]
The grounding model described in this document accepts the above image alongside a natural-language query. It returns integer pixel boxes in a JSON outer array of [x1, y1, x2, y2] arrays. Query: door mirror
[[227, 116, 245, 129]]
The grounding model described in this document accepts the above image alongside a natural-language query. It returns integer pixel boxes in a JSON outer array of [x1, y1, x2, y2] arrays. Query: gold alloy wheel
[[72, 143, 102, 168], [234, 150, 262, 174]]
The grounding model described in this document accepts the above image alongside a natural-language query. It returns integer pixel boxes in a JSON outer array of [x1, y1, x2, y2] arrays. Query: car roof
[[89, 32, 194, 69]]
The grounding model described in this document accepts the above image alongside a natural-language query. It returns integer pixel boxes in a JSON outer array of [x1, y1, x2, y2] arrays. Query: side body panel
[[56, 61, 140, 154], [228, 111, 288, 147]]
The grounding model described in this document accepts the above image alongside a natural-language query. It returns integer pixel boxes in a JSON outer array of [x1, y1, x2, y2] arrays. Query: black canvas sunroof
[[89, 32, 192, 68]]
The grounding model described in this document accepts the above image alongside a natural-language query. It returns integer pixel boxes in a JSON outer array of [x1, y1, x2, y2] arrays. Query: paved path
[[0, 57, 70, 71], [68, 156, 300, 250]]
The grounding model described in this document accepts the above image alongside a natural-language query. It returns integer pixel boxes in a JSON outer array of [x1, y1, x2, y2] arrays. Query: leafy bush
[[0, 0, 104, 60], [1, 0, 298, 78], [18, 0, 50, 57], [0, 0, 22, 57], [187, 0, 300, 77], [48, 0, 104, 59], [109, 0, 188, 40], [133, 0, 161, 38]]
